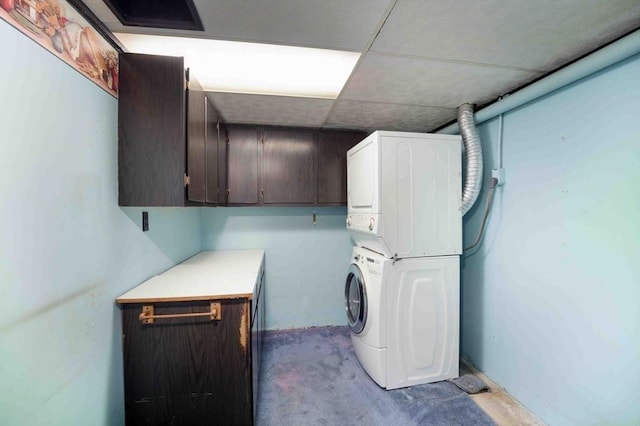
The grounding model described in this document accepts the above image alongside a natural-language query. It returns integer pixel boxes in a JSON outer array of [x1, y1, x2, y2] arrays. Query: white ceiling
[[83, 0, 640, 133]]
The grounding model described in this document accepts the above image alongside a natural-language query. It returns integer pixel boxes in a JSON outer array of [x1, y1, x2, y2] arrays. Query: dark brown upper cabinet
[[317, 130, 364, 205], [117, 52, 361, 208], [118, 53, 220, 206], [226, 124, 260, 205], [186, 69, 206, 203], [262, 128, 315, 204], [221, 125, 364, 207], [205, 97, 226, 205]]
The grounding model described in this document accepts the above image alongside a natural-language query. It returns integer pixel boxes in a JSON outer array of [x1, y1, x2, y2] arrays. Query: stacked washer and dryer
[[345, 130, 462, 390]]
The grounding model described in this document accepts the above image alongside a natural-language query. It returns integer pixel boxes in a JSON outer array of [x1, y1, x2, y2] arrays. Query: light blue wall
[[201, 207, 352, 330], [0, 21, 202, 425], [4, 10, 638, 426], [460, 54, 640, 425]]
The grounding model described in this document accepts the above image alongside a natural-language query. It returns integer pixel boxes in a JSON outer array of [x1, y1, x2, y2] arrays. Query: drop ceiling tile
[[372, 0, 640, 71], [341, 53, 542, 109], [326, 100, 456, 133], [208, 93, 334, 127], [193, 0, 392, 50], [88, 0, 394, 51]]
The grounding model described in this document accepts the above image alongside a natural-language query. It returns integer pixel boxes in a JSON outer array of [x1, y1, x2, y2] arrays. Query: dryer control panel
[[347, 213, 381, 234]]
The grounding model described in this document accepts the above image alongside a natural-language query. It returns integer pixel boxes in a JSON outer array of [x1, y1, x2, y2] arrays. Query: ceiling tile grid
[[81, 0, 640, 132]]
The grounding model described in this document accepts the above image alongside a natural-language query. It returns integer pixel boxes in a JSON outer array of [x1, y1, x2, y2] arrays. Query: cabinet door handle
[[139, 302, 222, 324]]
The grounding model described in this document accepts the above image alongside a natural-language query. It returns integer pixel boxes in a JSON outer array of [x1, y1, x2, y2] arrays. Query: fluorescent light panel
[[115, 33, 360, 99]]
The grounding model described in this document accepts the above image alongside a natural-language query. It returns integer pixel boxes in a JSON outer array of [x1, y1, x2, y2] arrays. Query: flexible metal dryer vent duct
[[458, 103, 483, 215]]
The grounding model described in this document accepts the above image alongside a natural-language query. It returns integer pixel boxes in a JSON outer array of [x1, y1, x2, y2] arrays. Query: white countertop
[[116, 249, 264, 303]]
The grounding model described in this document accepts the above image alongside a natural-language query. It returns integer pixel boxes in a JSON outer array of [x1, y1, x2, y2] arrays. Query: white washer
[[345, 246, 460, 390]]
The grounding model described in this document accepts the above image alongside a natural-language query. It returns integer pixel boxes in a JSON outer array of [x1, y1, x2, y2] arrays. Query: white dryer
[[346, 131, 462, 259], [345, 246, 459, 390]]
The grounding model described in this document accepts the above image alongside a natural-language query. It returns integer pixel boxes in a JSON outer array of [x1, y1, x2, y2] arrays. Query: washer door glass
[[345, 263, 367, 334]]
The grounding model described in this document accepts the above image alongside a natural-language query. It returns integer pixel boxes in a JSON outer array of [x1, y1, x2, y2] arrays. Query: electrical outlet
[[142, 211, 149, 232], [492, 168, 505, 186]]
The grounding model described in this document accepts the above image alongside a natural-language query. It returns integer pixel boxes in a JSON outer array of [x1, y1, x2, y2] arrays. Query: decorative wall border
[[1, 0, 121, 98]]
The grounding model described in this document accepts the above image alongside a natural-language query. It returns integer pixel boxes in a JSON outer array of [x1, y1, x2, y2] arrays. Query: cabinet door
[[186, 70, 206, 203], [122, 300, 252, 426], [118, 53, 186, 206], [317, 131, 365, 204], [205, 97, 220, 205], [262, 128, 315, 204], [217, 121, 228, 205], [227, 125, 259, 204]]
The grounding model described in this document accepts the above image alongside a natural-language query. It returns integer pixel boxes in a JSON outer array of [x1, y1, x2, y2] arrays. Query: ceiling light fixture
[[114, 33, 360, 99]]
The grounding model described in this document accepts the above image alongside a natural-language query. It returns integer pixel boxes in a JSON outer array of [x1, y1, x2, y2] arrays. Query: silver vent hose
[[458, 103, 483, 215]]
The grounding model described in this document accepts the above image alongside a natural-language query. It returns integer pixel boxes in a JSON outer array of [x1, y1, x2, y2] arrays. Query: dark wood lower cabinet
[[121, 293, 263, 425]]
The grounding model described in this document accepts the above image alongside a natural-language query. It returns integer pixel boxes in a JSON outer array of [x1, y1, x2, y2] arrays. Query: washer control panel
[[353, 251, 382, 276], [365, 256, 381, 276]]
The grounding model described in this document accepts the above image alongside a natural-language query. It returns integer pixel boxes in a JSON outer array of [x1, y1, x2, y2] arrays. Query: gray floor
[[256, 326, 495, 426]]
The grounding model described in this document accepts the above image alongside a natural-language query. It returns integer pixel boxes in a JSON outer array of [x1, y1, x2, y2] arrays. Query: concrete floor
[[460, 359, 546, 426]]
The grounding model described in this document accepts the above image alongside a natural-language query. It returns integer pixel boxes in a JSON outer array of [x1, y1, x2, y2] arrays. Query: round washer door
[[345, 263, 367, 334]]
